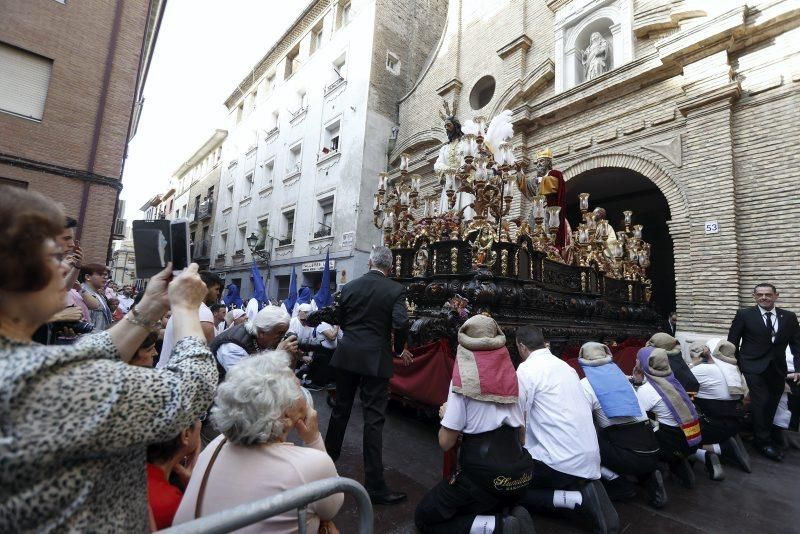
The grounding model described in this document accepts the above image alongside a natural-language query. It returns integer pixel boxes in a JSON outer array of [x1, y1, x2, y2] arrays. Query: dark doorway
[[565, 167, 675, 317]]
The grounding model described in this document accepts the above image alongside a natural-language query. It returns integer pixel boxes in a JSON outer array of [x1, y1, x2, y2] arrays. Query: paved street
[[308, 390, 800, 534]]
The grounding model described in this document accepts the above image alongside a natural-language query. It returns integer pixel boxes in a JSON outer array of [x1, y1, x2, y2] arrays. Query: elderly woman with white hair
[[173, 351, 343, 533], [210, 304, 299, 378]]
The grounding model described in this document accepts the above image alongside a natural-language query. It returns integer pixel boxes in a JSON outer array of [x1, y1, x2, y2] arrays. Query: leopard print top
[[0, 332, 218, 532]]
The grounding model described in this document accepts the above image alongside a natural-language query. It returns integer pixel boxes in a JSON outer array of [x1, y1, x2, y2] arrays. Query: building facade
[[392, 0, 800, 343], [210, 0, 446, 301], [0, 0, 165, 263]]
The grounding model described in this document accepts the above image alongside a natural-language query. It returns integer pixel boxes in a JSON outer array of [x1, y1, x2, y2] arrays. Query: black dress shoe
[[668, 457, 696, 488], [721, 435, 752, 473], [644, 470, 668, 509], [369, 491, 407, 505], [576, 480, 620, 534], [704, 452, 725, 481], [501, 505, 536, 534], [757, 444, 783, 462]]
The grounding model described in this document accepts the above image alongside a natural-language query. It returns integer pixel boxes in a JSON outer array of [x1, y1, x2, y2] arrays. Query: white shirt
[[517, 348, 601, 480], [216, 342, 250, 371], [315, 322, 338, 350], [759, 305, 778, 342], [117, 295, 134, 314], [635, 381, 678, 427], [580, 378, 649, 429], [157, 303, 214, 369], [289, 317, 315, 343], [215, 321, 226, 336], [441, 381, 524, 434], [691, 363, 734, 400]]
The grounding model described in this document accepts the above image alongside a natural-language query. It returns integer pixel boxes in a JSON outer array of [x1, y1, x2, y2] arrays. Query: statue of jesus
[[433, 103, 474, 218]]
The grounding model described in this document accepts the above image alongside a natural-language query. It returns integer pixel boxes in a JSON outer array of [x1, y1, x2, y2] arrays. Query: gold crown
[[536, 148, 553, 159]]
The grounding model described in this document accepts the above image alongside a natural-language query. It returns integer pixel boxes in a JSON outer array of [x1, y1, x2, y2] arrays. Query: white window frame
[[386, 51, 401, 75]]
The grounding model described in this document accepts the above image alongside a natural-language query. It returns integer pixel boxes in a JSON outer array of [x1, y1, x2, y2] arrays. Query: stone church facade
[[389, 0, 800, 342]]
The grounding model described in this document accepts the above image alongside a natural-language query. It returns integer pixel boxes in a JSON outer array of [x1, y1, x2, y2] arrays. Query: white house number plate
[[704, 221, 720, 234]]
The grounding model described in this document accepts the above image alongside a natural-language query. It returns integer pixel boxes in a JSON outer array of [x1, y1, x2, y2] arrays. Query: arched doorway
[[565, 167, 675, 316]]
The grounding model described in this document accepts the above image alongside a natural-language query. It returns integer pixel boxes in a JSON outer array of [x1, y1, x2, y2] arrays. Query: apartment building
[[0, 0, 166, 263], [211, 0, 446, 301]]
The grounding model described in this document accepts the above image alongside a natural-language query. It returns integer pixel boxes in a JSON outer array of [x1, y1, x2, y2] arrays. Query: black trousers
[[789, 383, 800, 431], [597, 432, 659, 478], [518, 460, 585, 510], [415, 475, 505, 534], [324, 368, 389, 494], [744, 361, 786, 446], [308, 348, 334, 386]]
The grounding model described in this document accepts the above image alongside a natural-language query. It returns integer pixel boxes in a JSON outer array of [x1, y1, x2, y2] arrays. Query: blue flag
[[314, 249, 333, 308], [250, 262, 267, 307], [283, 266, 298, 314]]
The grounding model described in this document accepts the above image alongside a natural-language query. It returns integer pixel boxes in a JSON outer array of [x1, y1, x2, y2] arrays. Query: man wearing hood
[[687, 340, 751, 473], [415, 315, 535, 534], [647, 333, 699, 394], [578, 342, 666, 508], [633, 347, 707, 488]]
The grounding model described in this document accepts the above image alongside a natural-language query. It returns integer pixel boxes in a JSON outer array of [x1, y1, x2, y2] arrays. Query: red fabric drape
[[389, 339, 454, 407], [565, 357, 585, 379], [614, 346, 641, 375]]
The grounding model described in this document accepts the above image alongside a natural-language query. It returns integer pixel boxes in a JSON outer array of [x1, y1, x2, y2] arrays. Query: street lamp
[[247, 232, 271, 262]]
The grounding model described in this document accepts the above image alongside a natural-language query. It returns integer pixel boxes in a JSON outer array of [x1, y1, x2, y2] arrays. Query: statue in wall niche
[[580, 32, 610, 81], [434, 101, 474, 218]]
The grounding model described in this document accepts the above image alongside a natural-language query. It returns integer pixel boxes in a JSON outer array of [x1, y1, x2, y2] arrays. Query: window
[[316, 197, 334, 237], [287, 143, 302, 173], [323, 119, 341, 153], [270, 110, 280, 130], [280, 210, 295, 245], [220, 232, 228, 255], [263, 159, 275, 183], [256, 219, 269, 250], [236, 226, 247, 253], [469, 75, 496, 110], [295, 89, 307, 112], [386, 51, 401, 75], [336, 1, 351, 29], [266, 73, 276, 94], [0, 42, 53, 121], [285, 45, 300, 78], [207, 185, 214, 200], [227, 183, 234, 206], [332, 53, 347, 82], [310, 24, 323, 55], [235, 102, 244, 124], [277, 275, 291, 299], [243, 172, 254, 198]]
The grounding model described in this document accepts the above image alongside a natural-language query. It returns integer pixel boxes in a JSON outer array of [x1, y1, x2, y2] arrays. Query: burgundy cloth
[[613, 346, 640, 375], [560, 345, 580, 360], [565, 357, 585, 379], [390, 339, 454, 407], [452, 346, 518, 400]]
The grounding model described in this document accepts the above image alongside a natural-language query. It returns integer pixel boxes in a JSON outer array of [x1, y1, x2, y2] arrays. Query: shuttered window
[[0, 42, 53, 121]]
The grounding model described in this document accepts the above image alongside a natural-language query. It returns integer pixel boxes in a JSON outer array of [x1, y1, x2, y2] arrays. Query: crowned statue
[[516, 148, 569, 250], [433, 101, 474, 218]]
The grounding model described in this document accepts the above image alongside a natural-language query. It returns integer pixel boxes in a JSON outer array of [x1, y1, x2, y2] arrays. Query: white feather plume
[[485, 110, 514, 149], [461, 120, 479, 136]]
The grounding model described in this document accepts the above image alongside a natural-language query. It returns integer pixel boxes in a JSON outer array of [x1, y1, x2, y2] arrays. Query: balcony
[[196, 199, 214, 221], [314, 227, 332, 238], [278, 238, 293, 247]]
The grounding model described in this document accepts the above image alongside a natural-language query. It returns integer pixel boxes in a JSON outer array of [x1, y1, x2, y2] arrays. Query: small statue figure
[[516, 148, 569, 250], [580, 32, 610, 81], [412, 247, 429, 277], [472, 224, 497, 267], [433, 101, 474, 217]]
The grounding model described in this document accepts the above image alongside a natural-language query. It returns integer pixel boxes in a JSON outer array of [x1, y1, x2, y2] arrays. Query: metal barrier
[[160, 477, 373, 534]]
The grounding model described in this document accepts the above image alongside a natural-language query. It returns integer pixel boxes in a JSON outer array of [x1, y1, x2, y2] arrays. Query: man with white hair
[[325, 246, 412, 505], [210, 305, 299, 378]]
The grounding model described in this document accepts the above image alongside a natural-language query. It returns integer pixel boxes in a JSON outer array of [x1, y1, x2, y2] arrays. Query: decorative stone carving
[[643, 135, 683, 167]]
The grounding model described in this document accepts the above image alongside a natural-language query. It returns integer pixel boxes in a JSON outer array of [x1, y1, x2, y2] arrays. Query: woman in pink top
[[174, 351, 343, 533]]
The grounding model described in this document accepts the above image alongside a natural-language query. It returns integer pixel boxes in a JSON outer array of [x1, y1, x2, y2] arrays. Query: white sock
[[694, 449, 707, 461], [469, 515, 496, 534], [553, 490, 583, 509], [711, 443, 721, 454], [600, 466, 619, 480]]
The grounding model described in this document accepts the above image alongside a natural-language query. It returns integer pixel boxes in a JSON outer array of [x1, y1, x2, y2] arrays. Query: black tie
[[765, 312, 775, 338]]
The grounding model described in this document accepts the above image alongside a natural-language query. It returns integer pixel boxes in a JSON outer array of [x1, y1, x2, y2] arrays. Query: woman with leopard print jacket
[[0, 187, 218, 532]]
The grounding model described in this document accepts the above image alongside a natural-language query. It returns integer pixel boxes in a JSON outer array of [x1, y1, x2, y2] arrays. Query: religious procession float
[[372, 103, 660, 362]]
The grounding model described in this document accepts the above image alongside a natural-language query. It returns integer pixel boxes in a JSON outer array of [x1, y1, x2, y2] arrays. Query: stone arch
[[561, 152, 688, 229], [390, 129, 446, 165]]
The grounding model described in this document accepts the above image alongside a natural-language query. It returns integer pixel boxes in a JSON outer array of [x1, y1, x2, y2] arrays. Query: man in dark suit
[[663, 311, 677, 337], [728, 283, 800, 461], [325, 246, 412, 504]]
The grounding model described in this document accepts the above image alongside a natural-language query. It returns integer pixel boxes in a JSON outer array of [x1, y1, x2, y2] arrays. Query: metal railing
[[160, 477, 372, 534]]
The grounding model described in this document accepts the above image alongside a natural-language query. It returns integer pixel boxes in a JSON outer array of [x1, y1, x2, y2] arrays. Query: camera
[[283, 330, 324, 353], [51, 321, 94, 335]]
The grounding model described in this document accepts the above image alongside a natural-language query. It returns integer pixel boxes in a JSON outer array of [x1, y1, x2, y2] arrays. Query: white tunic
[[441, 381, 524, 434], [517, 349, 601, 480], [635, 381, 679, 427]]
